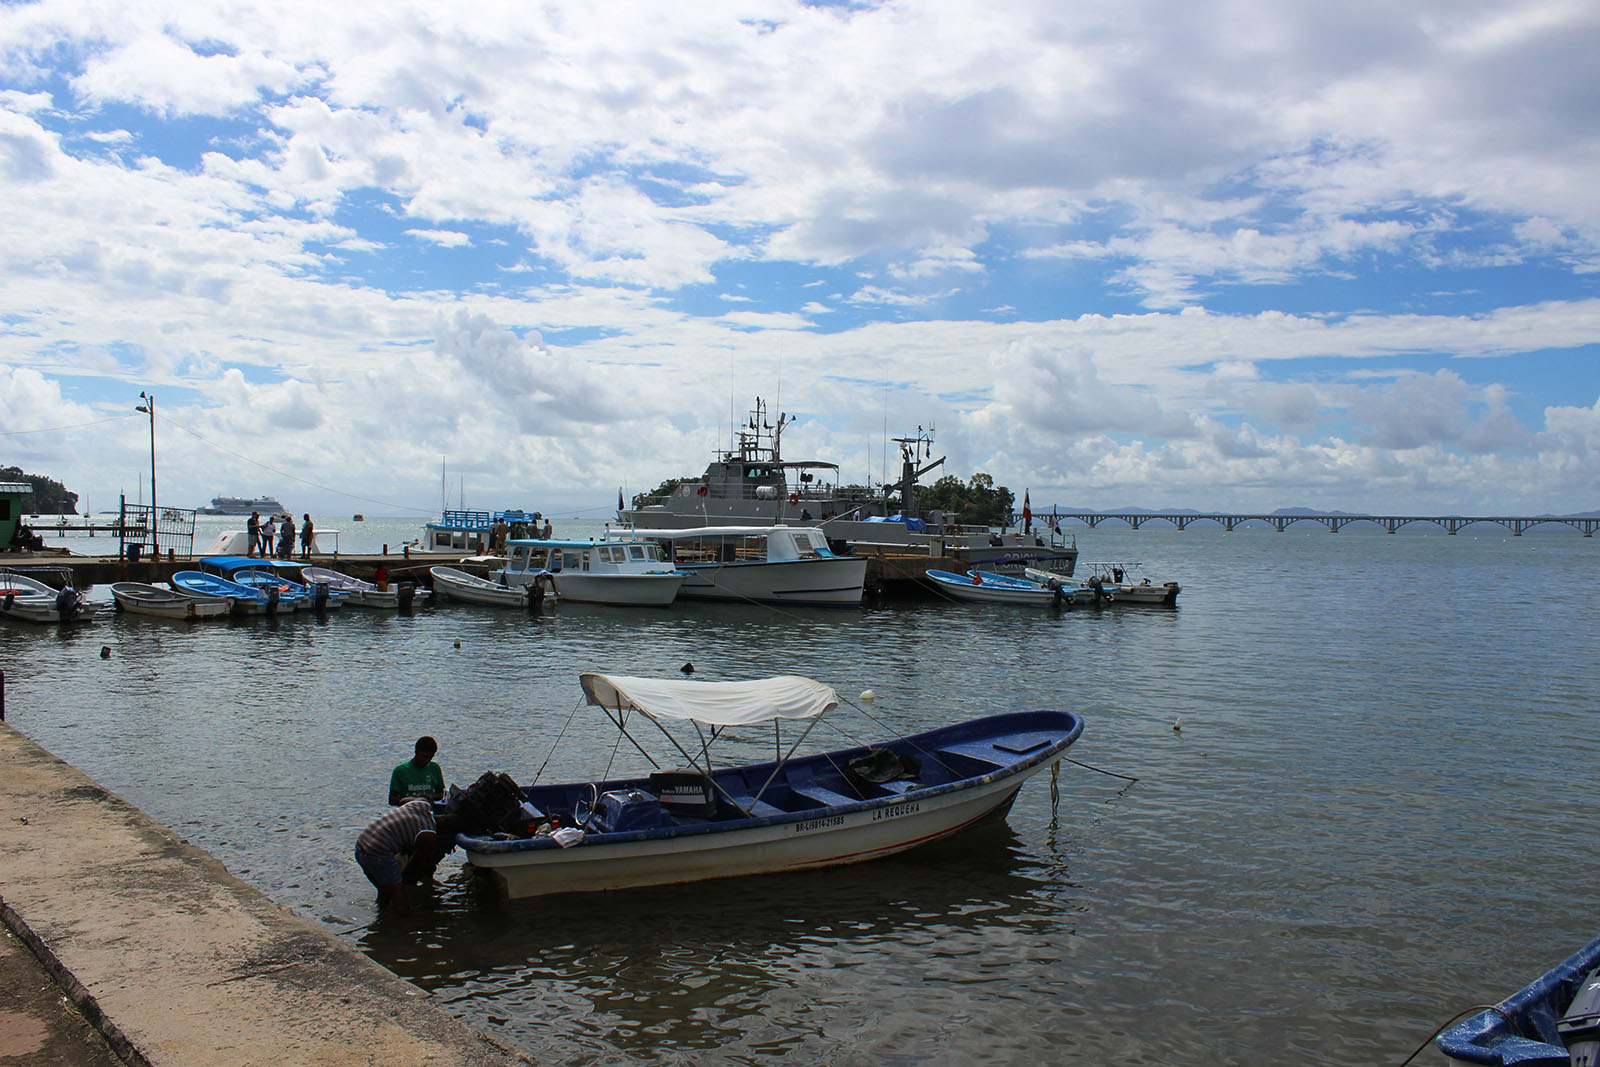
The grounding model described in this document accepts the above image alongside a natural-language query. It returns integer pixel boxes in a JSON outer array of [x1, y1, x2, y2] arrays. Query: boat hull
[[1438, 934, 1600, 1065], [926, 570, 1068, 606], [676, 556, 867, 606], [550, 572, 685, 606], [431, 567, 529, 607], [110, 583, 230, 620]]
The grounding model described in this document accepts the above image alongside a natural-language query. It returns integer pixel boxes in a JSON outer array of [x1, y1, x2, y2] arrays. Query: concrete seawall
[[0, 722, 531, 1067]]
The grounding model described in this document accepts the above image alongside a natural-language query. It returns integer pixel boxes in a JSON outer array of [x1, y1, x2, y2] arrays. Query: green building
[[0, 482, 31, 549]]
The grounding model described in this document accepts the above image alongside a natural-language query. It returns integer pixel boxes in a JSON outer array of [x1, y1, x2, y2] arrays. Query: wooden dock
[[1, 551, 956, 598]]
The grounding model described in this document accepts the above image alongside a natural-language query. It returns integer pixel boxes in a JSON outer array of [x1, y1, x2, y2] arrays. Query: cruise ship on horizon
[[198, 495, 288, 516]]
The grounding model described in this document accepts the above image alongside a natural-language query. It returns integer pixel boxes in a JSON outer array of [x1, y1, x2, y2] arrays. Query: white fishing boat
[[493, 538, 685, 607], [0, 569, 89, 623], [620, 397, 1078, 576], [429, 565, 535, 607], [453, 672, 1084, 899], [1069, 562, 1181, 606], [110, 582, 231, 620], [924, 568, 1075, 607], [621, 525, 867, 606], [301, 566, 429, 609], [420, 508, 543, 554]]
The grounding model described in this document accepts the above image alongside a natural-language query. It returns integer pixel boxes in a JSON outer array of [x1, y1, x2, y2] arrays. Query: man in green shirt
[[389, 735, 445, 806]]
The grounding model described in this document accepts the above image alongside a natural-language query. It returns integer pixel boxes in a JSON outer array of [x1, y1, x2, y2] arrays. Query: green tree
[[0, 467, 79, 514], [916, 472, 1015, 527]]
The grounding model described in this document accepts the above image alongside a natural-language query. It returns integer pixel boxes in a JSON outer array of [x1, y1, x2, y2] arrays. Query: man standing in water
[[354, 801, 460, 914], [389, 736, 445, 806]]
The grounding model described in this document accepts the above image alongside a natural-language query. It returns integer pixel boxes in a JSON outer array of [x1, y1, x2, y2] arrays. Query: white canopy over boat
[[579, 673, 839, 726]]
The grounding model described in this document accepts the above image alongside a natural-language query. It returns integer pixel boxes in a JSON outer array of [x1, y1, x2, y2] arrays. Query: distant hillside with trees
[[0, 467, 79, 514], [915, 473, 1015, 527]]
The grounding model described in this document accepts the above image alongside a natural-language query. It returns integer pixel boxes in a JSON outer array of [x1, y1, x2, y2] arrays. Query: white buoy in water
[[859, 689, 875, 703]]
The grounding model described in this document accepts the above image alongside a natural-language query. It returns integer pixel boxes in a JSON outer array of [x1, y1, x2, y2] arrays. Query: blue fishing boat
[[454, 673, 1084, 899], [924, 567, 1078, 607], [1436, 935, 1600, 1065], [197, 556, 332, 611], [170, 570, 283, 615]]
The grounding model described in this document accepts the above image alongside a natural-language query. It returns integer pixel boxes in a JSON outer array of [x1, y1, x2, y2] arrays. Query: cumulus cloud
[[1, 0, 1598, 514]]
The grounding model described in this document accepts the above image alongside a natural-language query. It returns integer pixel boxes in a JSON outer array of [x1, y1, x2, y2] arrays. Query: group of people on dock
[[244, 510, 315, 559]]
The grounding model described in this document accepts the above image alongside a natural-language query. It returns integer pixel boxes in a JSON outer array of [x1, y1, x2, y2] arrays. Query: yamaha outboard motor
[[396, 583, 416, 610], [1560, 967, 1600, 1066], [55, 586, 81, 621], [312, 581, 330, 610], [265, 584, 280, 615]]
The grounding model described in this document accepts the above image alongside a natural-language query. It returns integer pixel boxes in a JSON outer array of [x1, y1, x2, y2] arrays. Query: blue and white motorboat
[[925, 568, 1076, 607], [1436, 934, 1600, 1065], [171, 570, 285, 615], [492, 538, 685, 606], [420, 508, 543, 554], [454, 672, 1084, 899], [199, 556, 347, 611], [619, 525, 867, 606]]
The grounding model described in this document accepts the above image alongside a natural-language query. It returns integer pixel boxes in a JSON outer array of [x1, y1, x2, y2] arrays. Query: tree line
[[1, 467, 79, 514]]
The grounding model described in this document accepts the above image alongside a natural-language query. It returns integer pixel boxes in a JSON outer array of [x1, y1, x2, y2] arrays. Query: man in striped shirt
[[355, 800, 461, 914]]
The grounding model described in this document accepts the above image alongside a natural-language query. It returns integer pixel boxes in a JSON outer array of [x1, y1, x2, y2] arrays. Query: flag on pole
[[618, 487, 625, 512], [1023, 490, 1032, 529]]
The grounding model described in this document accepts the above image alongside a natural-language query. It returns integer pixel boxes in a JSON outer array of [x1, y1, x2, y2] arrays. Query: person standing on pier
[[300, 514, 314, 559], [261, 516, 275, 556], [246, 511, 261, 556], [277, 514, 295, 558]]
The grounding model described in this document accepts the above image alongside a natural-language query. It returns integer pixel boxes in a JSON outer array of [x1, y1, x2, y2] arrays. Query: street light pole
[[136, 391, 156, 558]]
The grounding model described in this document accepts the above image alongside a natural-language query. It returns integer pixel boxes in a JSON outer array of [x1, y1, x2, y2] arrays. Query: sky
[[2, 0, 1598, 519]]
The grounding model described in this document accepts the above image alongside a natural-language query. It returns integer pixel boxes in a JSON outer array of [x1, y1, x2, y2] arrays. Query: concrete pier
[[0, 722, 531, 1067]]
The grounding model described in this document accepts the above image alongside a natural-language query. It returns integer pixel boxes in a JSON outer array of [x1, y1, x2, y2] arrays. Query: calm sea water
[[4, 518, 1598, 1064]]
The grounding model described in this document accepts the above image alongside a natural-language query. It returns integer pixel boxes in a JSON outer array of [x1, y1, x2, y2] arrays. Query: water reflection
[[357, 826, 1081, 1062]]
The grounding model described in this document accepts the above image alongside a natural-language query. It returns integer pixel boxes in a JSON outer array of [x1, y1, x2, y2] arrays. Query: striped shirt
[[356, 800, 436, 857]]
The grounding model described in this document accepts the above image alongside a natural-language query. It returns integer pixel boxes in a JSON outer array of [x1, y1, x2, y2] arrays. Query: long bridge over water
[[1018, 511, 1600, 536]]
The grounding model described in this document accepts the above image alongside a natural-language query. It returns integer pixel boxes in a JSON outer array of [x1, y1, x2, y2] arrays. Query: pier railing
[[1017, 512, 1600, 537]]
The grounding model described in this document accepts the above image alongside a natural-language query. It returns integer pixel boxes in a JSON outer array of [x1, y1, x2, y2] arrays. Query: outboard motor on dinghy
[[55, 586, 80, 621], [265, 584, 280, 614], [396, 583, 416, 610], [1559, 967, 1600, 1066], [312, 581, 329, 610]]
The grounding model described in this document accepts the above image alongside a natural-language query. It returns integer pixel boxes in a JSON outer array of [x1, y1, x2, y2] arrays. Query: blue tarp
[[861, 515, 927, 532]]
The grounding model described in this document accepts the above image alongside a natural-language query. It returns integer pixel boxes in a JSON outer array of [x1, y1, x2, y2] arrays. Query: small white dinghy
[[110, 582, 231, 620], [430, 565, 538, 608], [301, 566, 429, 609], [0, 569, 91, 623]]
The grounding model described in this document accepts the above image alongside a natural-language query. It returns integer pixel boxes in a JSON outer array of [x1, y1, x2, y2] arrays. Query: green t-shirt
[[390, 759, 444, 802]]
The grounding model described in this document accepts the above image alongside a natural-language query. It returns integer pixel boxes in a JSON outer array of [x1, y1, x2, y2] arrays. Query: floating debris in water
[[681, 662, 694, 674], [453, 638, 461, 649], [100, 646, 111, 659], [859, 689, 875, 703]]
